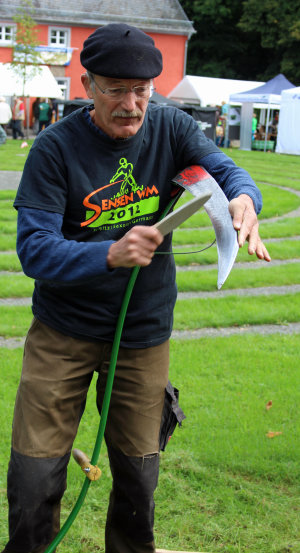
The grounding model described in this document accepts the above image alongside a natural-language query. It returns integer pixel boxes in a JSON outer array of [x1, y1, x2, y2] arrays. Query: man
[[11, 96, 25, 139], [2, 23, 270, 553]]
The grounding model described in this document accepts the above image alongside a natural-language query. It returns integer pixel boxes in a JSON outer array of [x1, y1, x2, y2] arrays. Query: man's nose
[[120, 91, 138, 111]]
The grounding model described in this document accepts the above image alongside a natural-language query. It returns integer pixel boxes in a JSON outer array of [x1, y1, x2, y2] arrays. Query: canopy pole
[[264, 102, 271, 152]]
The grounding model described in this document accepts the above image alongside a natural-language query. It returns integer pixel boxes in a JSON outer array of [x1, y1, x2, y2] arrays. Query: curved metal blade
[[172, 166, 239, 289]]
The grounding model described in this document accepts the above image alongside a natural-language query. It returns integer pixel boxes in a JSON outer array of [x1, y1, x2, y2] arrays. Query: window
[[0, 24, 16, 44], [49, 27, 70, 48], [56, 78, 70, 100]]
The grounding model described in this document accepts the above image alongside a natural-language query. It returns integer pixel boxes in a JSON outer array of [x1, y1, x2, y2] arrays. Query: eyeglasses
[[92, 79, 155, 100]]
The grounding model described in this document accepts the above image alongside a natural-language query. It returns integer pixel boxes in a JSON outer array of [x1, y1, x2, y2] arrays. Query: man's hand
[[107, 225, 163, 269], [229, 194, 271, 262]]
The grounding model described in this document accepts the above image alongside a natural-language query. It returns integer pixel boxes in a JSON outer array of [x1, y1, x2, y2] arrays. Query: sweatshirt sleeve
[[200, 151, 263, 214], [16, 207, 114, 282]]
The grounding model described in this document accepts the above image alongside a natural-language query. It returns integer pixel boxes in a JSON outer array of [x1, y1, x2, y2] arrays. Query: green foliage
[[180, 0, 300, 85], [238, 0, 300, 82], [11, 0, 41, 95]]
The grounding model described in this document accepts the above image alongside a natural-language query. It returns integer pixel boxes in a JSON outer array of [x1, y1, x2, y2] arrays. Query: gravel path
[[172, 322, 300, 340]]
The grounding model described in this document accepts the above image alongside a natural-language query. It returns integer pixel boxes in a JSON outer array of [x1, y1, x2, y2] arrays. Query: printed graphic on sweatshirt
[[81, 157, 160, 230]]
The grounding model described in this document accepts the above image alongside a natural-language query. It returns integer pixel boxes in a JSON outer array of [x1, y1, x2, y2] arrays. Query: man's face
[[81, 74, 151, 139]]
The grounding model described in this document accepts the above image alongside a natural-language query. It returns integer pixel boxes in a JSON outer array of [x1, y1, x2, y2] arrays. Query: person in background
[[216, 118, 225, 147], [0, 97, 12, 136], [0, 123, 7, 145], [11, 96, 25, 139], [252, 112, 258, 141], [32, 97, 40, 135], [38, 98, 52, 133], [49, 98, 59, 122], [221, 101, 229, 116]]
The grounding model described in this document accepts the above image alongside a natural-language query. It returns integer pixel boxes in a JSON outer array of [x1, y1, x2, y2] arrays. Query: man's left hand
[[229, 194, 271, 262]]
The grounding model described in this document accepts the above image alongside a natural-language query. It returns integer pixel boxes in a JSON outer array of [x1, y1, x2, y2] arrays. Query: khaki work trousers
[[3, 318, 169, 553]]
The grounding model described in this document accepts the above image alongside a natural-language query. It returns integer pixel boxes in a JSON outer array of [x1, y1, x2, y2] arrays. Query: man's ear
[[81, 74, 94, 100]]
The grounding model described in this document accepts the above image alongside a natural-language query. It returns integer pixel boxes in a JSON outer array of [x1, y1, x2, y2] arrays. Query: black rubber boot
[[105, 442, 159, 553], [3, 449, 69, 553]]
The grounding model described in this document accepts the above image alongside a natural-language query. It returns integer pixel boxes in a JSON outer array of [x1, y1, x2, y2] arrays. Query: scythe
[[170, 165, 239, 289]]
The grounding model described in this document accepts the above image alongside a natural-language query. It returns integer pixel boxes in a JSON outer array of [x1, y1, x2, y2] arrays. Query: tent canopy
[[167, 75, 263, 107], [0, 63, 63, 98], [276, 86, 300, 155], [229, 74, 295, 105]]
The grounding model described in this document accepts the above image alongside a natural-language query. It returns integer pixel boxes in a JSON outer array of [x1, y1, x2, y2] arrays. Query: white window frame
[[48, 26, 70, 48], [56, 77, 70, 100], [0, 23, 16, 45]]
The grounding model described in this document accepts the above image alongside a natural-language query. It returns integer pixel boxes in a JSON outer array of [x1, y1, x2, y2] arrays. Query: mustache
[[112, 110, 143, 119]]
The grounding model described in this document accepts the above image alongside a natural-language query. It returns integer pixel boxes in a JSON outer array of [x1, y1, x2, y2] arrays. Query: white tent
[[167, 75, 263, 107], [276, 87, 300, 155], [0, 63, 63, 98]]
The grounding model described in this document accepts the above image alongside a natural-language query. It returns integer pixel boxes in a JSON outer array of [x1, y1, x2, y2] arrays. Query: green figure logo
[[110, 157, 143, 197], [81, 157, 159, 228]]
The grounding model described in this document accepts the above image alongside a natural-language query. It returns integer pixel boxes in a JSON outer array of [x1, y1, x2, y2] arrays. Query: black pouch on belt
[[159, 380, 186, 451]]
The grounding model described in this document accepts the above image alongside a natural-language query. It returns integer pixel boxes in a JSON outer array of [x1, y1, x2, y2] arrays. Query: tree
[[11, 0, 41, 136], [238, 0, 300, 84], [180, 0, 300, 85], [181, 0, 264, 79]]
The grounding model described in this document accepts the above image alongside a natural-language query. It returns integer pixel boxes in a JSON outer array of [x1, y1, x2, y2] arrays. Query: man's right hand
[[107, 225, 163, 269]]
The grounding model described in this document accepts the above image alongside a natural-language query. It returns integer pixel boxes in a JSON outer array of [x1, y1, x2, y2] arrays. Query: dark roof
[[1, 0, 194, 36]]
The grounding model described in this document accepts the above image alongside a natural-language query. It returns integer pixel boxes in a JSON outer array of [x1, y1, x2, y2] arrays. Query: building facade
[[0, 0, 194, 100]]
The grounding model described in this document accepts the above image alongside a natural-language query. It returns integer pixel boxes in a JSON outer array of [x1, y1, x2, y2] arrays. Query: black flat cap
[[80, 23, 163, 79]]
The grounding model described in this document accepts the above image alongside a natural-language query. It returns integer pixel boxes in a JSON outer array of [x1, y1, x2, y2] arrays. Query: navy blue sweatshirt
[[14, 104, 262, 346]]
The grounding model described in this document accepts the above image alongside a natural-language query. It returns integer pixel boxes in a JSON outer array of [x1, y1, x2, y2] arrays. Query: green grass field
[[1, 335, 299, 553], [0, 142, 299, 552]]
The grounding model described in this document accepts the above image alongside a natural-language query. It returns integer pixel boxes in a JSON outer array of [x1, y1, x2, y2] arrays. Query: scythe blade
[[172, 165, 239, 289]]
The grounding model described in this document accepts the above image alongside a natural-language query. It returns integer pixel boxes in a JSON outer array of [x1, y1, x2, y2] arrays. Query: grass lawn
[[221, 148, 300, 190], [0, 145, 299, 553], [1, 261, 299, 298], [173, 293, 300, 330], [177, 180, 300, 227], [0, 234, 16, 251], [0, 292, 299, 338], [1, 334, 299, 553], [0, 139, 34, 171], [172, 239, 300, 267], [0, 254, 22, 272], [176, 262, 300, 292], [0, 305, 32, 337], [0, 274, 33, 296]]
